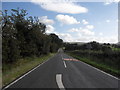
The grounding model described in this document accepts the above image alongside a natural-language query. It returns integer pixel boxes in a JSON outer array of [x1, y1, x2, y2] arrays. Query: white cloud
[[104, 2, 112, 5], [99, 33, 103, 36], [68, 27, 95, 36], [76, 37, 93, 42], [106, 20, 110, 23], [104, 0, 120, 5], [82, 19, 89, 25], [116, 19, 119, 22], [114, 0, 120, 2], [65, 26, 117, 43], [93, 36, 118, 43], [39, 16, 54, 25], [31, 0, 88, 14], [68, 28, 80, 32], [80, 29, 95, 36], [76, 36, 118, 43], [86, 25, 94, 29], [55, 31, 117, 43], [46, 25, 55, 33], [56, 14, 80, 25], [39, 16, 55, 33], [56, 33, 74, 42]]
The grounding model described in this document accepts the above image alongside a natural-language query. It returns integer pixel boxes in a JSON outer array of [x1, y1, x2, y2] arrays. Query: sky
[[2, 0, 119, 43]]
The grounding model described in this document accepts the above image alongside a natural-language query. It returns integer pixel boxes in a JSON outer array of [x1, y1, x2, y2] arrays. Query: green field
[[111, 47, 120, 51], [2, 53, 55, 87]]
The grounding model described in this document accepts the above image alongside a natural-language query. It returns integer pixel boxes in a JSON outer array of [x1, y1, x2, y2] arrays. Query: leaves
[[2, 8, 63, 64]]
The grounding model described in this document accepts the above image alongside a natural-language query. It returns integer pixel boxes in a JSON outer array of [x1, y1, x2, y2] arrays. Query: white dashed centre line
[[61, 54, 64, 60], [56, 74, 65, 90], [63, 61, 67, 68]]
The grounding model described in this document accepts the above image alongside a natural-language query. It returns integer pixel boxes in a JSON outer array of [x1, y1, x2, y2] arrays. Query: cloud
[[104, 0, 120, 5], [104, 2, 112, 5], [116, 19, 119, 22], [114, 0, 120, 2], [86, 25, 94, 29], [68, 27, 95, 36], [39, 16, 54, 25], [82, 19, 89, 25], [56, 33, 74, 42], [56, 14, 80, 25], [99, 33, 103, 36], [46, 25, 55, 33], [80, 29, 95, 36], [76, 36, 93, 42], [106, 20, 110, 23], [55, 26, 117, 43], [64, 24, 116, 43], [75, 35, 117, 43], [31, 0, 88, 14], [68, 28, 79, 32], [93, 36, 118, 43], [55, 31, 117, 43]]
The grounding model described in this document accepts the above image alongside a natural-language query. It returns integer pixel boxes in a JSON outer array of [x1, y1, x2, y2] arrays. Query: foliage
[[2, 8, 63, 64]]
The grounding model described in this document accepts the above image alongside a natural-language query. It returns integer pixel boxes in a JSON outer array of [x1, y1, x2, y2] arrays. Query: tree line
[[2, 8, 63, 64], [64, 41, 120, 52]]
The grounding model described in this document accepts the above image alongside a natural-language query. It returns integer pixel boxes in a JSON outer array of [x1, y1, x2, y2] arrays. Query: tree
[[2, 8, 63, 64], [49, 33, 63, 52]]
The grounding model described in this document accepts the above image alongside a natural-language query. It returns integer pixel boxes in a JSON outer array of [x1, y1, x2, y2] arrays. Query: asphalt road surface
[[3, 50, 119, 89]]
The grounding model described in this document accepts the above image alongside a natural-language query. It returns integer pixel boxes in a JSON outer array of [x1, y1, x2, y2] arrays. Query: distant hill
[[64, 42, 86, 45], [65, 41, 119, 45]]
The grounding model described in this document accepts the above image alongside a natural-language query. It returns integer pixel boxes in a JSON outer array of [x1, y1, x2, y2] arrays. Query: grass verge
[[2, 53, 55, 87], [67, 53, 120, 78]]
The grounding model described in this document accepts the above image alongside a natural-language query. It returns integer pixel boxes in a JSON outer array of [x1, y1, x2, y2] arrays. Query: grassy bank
[[2, 53, 55, 87], [67, 52, 120, 78]]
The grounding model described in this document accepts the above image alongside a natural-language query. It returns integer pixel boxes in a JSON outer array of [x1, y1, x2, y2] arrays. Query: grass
[[74, 50, 103, 54], [68, 53, 120, 78], [2, 53, 55, 87], [111, 47, 120, 51]]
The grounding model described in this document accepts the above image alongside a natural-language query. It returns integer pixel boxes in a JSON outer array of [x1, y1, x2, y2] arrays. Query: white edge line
[[63, 61, 67, 68], [3, 55, 55, 90], [78, 60, 119, 80], [56, 74, 65, 90]]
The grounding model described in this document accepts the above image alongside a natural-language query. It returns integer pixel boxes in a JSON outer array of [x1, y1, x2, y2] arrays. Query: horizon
[[63, 41, 119, 44]]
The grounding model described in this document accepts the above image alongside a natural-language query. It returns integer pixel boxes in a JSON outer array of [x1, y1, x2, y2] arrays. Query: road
[[3, 50, 119, 89]]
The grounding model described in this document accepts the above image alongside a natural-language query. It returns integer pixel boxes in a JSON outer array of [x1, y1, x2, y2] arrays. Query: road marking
[[79, 60, 119, 80], [64, 58, 69, 61], [61, 54, 63, 59], [2, 55, 55, 90], [63, 61, 67, 68], [56, 74, 65, 90], [63, 58, 79, 61]]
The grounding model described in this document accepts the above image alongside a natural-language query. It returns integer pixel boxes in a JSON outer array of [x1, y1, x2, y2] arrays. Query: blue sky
[[2, 1, 118, 43]]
